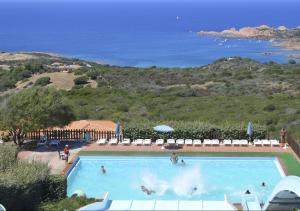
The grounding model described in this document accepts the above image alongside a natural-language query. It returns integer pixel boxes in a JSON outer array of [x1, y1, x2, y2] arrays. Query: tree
[[34, 76, 51, 86], [288, 59, 296, 64], [0, 88, 75, 145]]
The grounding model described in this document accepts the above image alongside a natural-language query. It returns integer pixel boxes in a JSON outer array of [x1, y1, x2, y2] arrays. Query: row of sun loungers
[[96, 138, 280, 147], [253, 139, 280, 147]]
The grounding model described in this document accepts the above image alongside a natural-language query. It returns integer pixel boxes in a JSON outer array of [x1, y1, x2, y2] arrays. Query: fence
[[26, 129, 117, 141], [287, 134, 300, 159]]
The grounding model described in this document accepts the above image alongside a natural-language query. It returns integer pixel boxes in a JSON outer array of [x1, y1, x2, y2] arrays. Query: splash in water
[[171, 166, 205, 197], [141, 171, 169, 196], [140, 166, 205, 197]]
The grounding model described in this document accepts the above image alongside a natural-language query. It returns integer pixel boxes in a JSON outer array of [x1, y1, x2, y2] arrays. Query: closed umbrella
[[247, 122, 254, 140], [115, 121, 122, 140]]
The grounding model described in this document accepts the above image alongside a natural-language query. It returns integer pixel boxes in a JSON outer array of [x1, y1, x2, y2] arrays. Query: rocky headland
[[198, 25, 300, 51]]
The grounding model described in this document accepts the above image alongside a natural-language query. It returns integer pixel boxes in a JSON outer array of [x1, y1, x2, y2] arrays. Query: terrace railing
[[287, 134, 300, 159], [26, 129, 117, 141]]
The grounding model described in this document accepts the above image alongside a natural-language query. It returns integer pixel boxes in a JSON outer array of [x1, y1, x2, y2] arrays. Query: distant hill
[[1, 52, 300, 141]]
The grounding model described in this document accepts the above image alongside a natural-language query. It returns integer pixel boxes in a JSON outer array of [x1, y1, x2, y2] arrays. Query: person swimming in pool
[[180, 159, 186, 166], [141, 185, 155, 195], [170, 153, 178, 164], [101, 165, 106, 174], [190, 187, 197, 195], [262, 182, 266, 187], [245, 190, 251, 194]]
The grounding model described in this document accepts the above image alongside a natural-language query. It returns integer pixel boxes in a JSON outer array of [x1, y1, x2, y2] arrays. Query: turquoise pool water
[[67, 156, 284, 203]]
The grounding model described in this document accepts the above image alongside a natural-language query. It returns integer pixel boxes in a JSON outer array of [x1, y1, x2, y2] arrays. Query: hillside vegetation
[[1, 53, 300, 140]]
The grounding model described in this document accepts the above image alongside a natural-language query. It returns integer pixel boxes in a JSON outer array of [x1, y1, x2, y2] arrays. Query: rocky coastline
[[198, 25, 300, 51]]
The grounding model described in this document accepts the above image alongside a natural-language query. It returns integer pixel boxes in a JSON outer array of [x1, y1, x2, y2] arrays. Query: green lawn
[[79, 151, 300, 176]]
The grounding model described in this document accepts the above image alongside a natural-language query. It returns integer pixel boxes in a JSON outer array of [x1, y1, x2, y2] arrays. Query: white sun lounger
[[223, 139, 232, 146], [271, 139, 280, 147], [121, 138, 131, 145], [203, 139, 212, 146], [254, 139, 262, 146], [193, 139, 202, 146], [130, 200, 155, 210], [240, 139, 249, 146], [156, 139, 164, 145], [109, 200, 132, 210], [262, 139, 271, 146], [154, 200, 179, 211], [108, 138, 118, 145], [143, 139, 152, 145], [211, 139, 220, 146], [96, 138, 106, 145], [176, 139, 184, 146], [185, 139, 193, 146], [232, 140, 240, 146], [133, 139, 143, 145], [178, 200, 203, 210], [167, 139, 175, 145]]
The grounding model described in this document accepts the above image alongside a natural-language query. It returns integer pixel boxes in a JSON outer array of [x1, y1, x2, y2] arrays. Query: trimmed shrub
[[0, 144, 18, 171], [74, 76, 89, 85], [0, 145, 66, 210], [123, 121, 266, 140], [288, 59, 296, 64], [87, 70, 100, 80], [35, 76, 51, 86], [39, 196, 98, 211], [42, 175, 67, 201], [263, 104, 276, 112]]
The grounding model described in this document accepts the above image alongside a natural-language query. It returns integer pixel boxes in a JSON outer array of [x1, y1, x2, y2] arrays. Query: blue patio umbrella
[[247, 122, 254, 138], [153, 125, 174, 133], [115, 121, 122, 137]]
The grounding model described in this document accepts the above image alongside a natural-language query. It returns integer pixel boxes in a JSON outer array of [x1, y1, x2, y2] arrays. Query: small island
[[198, 25, 300, 51]]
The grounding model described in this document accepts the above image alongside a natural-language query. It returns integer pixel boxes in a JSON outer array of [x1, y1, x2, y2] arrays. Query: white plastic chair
[[133, 139, 143, 145], [121, 138, 131, 145], [167, 139, 175, 145], [193, 139, 202, 146], [108, 138, 118, 145], [270, 139, 280, 147], [96, 138, 106, 145], [185, 139, 193, 146], [203, 139, 212, 146], [143, 139, 152, 145], [223, 139, 232, 146], [253, 139, 262, 146], [176, 139, 184, 146], [155, 139, 164, 145]]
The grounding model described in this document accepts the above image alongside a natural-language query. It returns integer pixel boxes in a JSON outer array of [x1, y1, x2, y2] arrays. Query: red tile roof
[[60, 120, 116, 132]]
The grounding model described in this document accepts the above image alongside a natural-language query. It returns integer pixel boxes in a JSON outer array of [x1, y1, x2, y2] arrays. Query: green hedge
[[123, 121, 266, 140], [35, 76, 51, 86], [0, 145, 66, 210], [43, 175, 67, 201]]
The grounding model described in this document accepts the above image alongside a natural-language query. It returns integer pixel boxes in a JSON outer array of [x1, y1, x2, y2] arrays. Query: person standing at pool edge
[[280, 127, 287, 147], [64, 145, 70, 163]]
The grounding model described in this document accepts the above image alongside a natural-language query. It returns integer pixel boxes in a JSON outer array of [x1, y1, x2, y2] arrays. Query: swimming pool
[[67, 156, 285, 203]]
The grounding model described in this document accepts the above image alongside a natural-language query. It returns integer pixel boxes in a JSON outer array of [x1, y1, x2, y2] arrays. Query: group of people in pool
[[100, 155, 267, 197], [245, 182, 266, 194]]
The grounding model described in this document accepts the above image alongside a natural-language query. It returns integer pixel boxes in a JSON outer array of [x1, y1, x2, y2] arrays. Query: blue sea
[[0, 0, 300, 67]]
